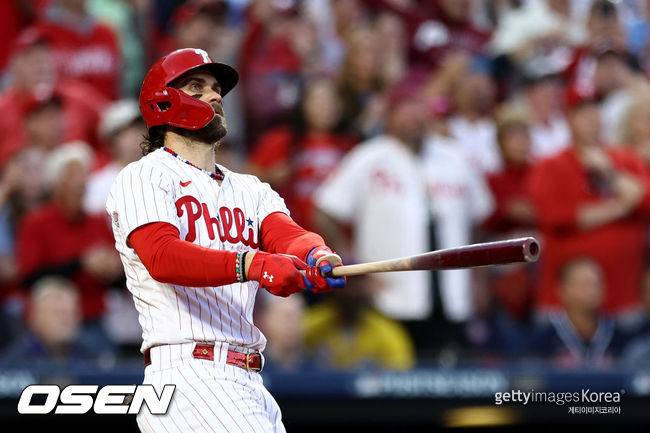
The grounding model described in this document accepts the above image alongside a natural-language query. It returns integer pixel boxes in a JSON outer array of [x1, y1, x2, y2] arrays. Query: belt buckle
[[245, 352, 254, 372]]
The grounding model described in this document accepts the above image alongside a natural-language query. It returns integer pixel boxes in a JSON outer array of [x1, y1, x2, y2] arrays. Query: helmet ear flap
[[143, 87, 214, 131], [143, 89, 175, 116], [140, 88, 176, 128]]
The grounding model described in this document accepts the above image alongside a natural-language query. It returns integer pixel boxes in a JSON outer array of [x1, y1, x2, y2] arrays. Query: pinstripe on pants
[[137, 343, 285, 433]]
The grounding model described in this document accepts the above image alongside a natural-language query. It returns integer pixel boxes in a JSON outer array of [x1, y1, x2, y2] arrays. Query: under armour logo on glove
[[246, 252, 308, 297]]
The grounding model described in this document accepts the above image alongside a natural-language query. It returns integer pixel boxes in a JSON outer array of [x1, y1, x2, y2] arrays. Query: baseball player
[[106, 48, 346, 433]]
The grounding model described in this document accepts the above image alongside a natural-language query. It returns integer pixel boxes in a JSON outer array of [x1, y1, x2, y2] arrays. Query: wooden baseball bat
[[328, 237, 540, 278]]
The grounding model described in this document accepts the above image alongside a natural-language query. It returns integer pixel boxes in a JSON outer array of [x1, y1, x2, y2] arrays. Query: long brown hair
[[141, 126, 167, 155]]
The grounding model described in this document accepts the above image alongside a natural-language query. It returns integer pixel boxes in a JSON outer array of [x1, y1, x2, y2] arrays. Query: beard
[[171, 114, 228, 145]]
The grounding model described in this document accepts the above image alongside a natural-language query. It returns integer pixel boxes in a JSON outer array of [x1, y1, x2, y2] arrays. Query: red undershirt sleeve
[[128, 222, 238, 287], [260, 212, 325, 260]]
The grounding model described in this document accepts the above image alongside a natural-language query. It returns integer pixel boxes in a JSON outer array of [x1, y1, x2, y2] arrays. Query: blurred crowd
[[1, 0, 650, 373]]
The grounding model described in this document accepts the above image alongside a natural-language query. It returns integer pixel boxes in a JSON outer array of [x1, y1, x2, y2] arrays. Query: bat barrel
[[328, 237, 541, 278], [411, 236, 541, 271]]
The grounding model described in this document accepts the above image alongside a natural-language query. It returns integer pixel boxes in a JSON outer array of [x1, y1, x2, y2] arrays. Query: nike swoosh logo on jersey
[[180, 180, 192, 187]]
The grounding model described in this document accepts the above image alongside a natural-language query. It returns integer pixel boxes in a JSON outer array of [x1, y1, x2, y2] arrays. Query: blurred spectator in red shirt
[[0, 0, 36, 72], [527, 90, 650, 315], [34, 0, 122, 100], [16, 142, 123, 325], [484, 103, 536, 234], [248, 77, 357, 232], [239, 0, 315, 144], [36, 0, 122, 99], [85, 0, 149, 98], [361, 0, 491, 73], [0, 26, 109, 168], [482, 103, 537, 324]]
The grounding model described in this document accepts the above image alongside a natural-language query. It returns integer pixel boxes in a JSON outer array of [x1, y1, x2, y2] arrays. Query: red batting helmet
[[139, 48, 238, 130]]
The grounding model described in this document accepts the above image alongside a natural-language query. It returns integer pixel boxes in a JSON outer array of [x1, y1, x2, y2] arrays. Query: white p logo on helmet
[[194, 49, 211, 64]]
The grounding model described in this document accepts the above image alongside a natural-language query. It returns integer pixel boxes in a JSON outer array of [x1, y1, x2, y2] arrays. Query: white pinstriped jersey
[[106, 148, 289, 353]]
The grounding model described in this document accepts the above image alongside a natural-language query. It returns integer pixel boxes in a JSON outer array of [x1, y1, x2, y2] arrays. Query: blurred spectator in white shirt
[[423, 114, 494, 322], [616, 90, 650, 164], [315, 83, 432, 321], [447, 65, 500, 175], [519, 73, 570, 159], [594, 47, 650, 144], [83, 99, 145, 215]]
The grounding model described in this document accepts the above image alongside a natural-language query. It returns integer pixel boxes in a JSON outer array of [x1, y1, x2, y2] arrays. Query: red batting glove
[[247, 252, 309, 297]]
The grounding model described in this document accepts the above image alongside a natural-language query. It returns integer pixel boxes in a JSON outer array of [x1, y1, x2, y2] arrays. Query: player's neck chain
[[162, 147, 225, 181]]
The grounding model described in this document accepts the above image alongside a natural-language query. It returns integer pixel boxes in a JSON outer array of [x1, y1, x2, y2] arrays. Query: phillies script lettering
[[176, 196, 259, 247]]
